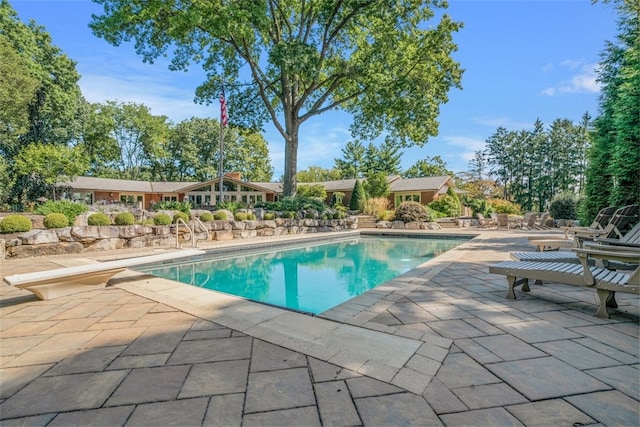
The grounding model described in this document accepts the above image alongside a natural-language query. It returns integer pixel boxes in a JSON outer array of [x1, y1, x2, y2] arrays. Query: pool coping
[[113, 229, 479, 392]]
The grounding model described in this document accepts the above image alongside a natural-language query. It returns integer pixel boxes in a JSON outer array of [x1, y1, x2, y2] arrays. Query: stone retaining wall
[[1, 217, 358, 260]]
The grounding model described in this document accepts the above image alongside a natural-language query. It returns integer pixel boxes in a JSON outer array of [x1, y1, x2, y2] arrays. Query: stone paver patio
[[1, 229, 638, 426]]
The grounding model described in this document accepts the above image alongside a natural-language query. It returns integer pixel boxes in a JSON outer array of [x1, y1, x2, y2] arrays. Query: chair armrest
[[572, 247, 640, 263], [592, 238, 640, 248], [584, 242, 640, 251]]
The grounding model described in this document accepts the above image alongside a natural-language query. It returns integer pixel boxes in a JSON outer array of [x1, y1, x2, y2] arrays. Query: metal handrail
[[175, 218, 192, 248], [191, 217, 211, 248]]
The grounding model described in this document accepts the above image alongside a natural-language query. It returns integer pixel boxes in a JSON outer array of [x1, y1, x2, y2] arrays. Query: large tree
[[90, 0, 463, 196], [583, 0, 639, 223]]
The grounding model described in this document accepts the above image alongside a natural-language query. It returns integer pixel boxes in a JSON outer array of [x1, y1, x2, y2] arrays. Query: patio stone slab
[[506, 399, 595, 427], [496, 320, 581, 343], [167, 336, 252, 365], [585, 365, 640, 400], [121, 325, 188, 356], [0, 370, 128, 419], [125, 397, 208, 427], [345, 376, 403, 398], [355, 393, 442, 426], [314, 380, 361, 426], [242, 406, 321, 427], [307, 357, 360, 382], [439, 407, 525, 426], [533, 340, 620, 370], [244, 368, 315, 413], [0, 364, 52, 399], [250, 340, 307, 372], [452, 382, 528, 410], [48, 405, 134, 427], [486, 356, 611, 400], [105, 365, 190, 406], [472, 334, 547, 361], [179, 359, 249, 398], [427, 319, 487, 339], [422, 377, 467, 415], [435, 353, 501, 389], [44, 346, 125, 376], [565, 390, 639, 426], [202, 393, 245, 427]]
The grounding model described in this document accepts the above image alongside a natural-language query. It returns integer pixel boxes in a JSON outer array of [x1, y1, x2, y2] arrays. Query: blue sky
[[11, 0, 618, 179]]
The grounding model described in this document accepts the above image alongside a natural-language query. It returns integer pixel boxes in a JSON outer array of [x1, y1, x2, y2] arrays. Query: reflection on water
[[139, 237, 466, 314]]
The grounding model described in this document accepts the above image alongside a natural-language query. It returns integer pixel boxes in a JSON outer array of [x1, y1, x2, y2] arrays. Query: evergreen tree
[[350, 179, 366, 212], [334, 140, 365, 179], [583, 0, 639, 223]]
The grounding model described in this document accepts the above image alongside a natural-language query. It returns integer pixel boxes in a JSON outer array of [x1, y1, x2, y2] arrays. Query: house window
[[120, 194, 143, 204], [163, 196, 178, 202], [395, 193, 421, 206]]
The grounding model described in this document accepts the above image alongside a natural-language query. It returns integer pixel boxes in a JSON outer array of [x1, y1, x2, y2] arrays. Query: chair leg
[[606, 291, 618, 308], [595, 289, 612, 318], [506, 276, 517, 299]]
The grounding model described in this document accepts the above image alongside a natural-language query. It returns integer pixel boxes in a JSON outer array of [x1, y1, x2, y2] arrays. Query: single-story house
[[305, 175, 459, 208], [59, 174, 459, 210]]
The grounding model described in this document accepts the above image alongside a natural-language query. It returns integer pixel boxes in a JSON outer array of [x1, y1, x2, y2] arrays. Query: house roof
[[305, 175, 403, 192], [389, 176, 453, 192], [62, 176, 196, 193]]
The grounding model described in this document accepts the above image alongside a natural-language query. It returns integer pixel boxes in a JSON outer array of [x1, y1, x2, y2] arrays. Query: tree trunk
[[282, 113, 299, 197]]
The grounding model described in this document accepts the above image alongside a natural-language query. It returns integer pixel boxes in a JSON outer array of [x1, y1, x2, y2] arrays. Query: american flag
[[220, 87, 229, 127]]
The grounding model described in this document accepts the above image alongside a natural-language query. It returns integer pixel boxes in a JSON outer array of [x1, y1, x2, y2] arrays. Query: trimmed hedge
[[234, 212, 248, 221], [173, 212, 189, 224], [88, 213, 111, 226], [35, 200, 88, 224], [199, 212, 214, 222], [114, 212, 135, 226], [153, 213, 172, 225], [213, 211, 227, 220], [0, 215, 32, 233], [43, 213, 69, 228]]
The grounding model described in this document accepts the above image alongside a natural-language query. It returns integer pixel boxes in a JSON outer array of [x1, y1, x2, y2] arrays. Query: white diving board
[[3, 249, 205, 300]]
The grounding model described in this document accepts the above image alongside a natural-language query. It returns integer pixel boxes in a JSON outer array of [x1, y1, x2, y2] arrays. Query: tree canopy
[[90, 0, 463, 196], [582, 0, 639, 223]]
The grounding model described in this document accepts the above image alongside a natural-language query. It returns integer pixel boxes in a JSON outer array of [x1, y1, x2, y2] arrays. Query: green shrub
[[282, 211, 296, 219], [247, 212, 256, 220], [218, 201, 240, 213], [395, 201, 428, 223], [153, 213, 172, 225], [43, 213, 69, 228], [87, 212, 111, 226], [297, 184, 327, 200], [428, 195, 461, 217], [35, 200, 88, 225], [363, 197, 390, 219], [114, 212, 135, 225], [333, 211, 346, 219], [213, 211, 227, 220], [263, 212, 276, 220], [305, 211, 317, 219], [173, 212, 189, 224], [199, 212, 214, 222], [0, 215, 32, 233], [488, 199, 521, 215], [152, 200, 191, 214], [234, 212, 248, 221], [256, 196, 326, 213], [549, 192, 578, 219]]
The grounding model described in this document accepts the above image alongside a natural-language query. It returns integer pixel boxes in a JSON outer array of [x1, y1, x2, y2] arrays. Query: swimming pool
[[136, 236, 467, 314]]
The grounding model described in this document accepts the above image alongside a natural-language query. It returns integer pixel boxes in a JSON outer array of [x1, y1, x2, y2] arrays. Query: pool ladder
[[175, 217, 210, 248]]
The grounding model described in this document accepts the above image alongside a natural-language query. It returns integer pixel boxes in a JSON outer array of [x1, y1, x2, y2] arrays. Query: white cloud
[[443, 136, 486, 164], [541, 62, 600, 97], [472, 117, 534, 130]]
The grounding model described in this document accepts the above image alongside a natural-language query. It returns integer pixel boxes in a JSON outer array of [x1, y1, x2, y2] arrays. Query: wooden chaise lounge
[[3, 249, 205, 300], [489, 247, 640, 318]]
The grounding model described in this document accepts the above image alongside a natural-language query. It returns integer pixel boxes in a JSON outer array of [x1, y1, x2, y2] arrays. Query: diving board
[[3, 249, 205, 300]]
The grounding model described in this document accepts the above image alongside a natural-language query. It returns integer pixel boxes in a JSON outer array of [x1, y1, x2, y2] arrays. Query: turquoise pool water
[[137, 236, 467, 314]]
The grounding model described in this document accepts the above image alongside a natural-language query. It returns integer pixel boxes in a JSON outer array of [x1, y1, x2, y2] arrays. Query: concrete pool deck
[[1, 229, 638, 426]]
